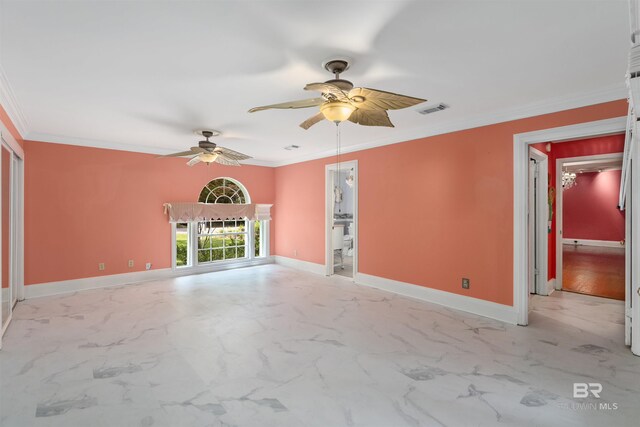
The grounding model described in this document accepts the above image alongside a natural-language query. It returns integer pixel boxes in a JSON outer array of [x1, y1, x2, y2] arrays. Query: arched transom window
[[198, 178, 248, 204]]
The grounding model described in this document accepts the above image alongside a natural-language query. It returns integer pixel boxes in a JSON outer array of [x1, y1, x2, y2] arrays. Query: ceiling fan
[[160, 130, 251, 166], [248, 59, 427, 129]]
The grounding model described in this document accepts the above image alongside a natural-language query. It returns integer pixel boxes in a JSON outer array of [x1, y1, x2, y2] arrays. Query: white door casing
[[513, 117, 626, 327]]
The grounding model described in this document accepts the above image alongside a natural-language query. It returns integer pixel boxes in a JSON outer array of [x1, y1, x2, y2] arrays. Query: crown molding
[[269, 83, 627, 167], [25, 131, 278, 167], [24, 83, 626, 168], [0, 64, 29, 138]]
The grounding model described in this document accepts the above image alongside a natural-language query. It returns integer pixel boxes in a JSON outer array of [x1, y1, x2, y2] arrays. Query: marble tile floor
[[1, 264, 639, 427], [335, 256, 353, 279]]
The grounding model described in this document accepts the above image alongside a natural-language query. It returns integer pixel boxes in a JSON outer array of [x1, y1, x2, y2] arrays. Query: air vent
[[417, 103, 449, 115], [284, 145, 300, 151]]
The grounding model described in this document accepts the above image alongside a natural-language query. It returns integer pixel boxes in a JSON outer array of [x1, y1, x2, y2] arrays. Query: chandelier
[[562, 169, 577, 190]]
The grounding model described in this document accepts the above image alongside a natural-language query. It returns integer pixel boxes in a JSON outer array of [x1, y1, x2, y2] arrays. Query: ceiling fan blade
[[160, 150, 197, 157], [213, 146, 252, 161], [214, 154, 241, 167], [187, 156, 201, 166], [348, 87, 426, 111], [348, 109, 394, 127], [304, 82, 349, 102], [248, 97, 324, 113], [299, 112, 325, 130]]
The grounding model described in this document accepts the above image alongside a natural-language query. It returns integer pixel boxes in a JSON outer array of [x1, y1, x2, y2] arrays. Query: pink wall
[[24, 141, 275, 285], [545, 134, 624, 279], [274, 100, 627, 306], [563, 170, 624, 242]]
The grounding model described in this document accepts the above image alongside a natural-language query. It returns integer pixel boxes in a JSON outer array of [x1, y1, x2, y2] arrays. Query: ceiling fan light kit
[[160, 129, 251, 167], [248, 58, 426, 130], [320, 101, 356, 123]]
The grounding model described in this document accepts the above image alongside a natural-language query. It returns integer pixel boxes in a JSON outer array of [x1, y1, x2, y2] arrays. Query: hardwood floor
[[562, 244, 625, 300]]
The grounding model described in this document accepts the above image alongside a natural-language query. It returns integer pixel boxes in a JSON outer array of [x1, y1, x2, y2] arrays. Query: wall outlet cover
[[462, 278, 470, 289], [98, 263, 105, 271], [145, 262, 152, 270], [128, 260, 134, 268]]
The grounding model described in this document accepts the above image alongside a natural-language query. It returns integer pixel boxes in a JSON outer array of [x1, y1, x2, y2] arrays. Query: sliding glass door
[[1, 145, 12, 336], [0, 138, 22, 345]]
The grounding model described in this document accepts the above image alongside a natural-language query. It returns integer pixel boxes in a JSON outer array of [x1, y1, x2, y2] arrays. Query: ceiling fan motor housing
[[323, 59, 353, 91], [324, 79, 354, 91]]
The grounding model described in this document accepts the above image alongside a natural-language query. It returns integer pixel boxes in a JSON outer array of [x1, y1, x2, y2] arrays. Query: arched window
[[174, 177, 267, 268], [198, 178, 249, 204]]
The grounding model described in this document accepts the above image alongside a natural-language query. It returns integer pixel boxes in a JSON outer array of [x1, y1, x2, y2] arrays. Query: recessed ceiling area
[[0, 0, 630, 165], [564, 158, 623, 174]]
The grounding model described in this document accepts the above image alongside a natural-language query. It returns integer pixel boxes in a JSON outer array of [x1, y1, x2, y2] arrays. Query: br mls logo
[[568, 383, 618, 411], [573, 383, 602, 398]]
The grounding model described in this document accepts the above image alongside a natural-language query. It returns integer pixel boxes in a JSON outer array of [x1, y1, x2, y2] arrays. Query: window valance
[[163, 202, 272, 222]]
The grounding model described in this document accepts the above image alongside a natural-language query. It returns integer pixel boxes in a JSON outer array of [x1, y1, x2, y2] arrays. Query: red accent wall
[[563, 170, 624, 242], [23, 141, 275, 285], [544, 134, 625, 279], [274, 100, 627, 307]]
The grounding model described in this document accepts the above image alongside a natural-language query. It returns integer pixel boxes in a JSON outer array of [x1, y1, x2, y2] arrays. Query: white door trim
[[630, 136, 640, 355], [513, 116, 626, 326], [529, 147, 549, 295], [555, 152, 624, 290], [0, 124, 24, 349], [325, 160, 358, 279]]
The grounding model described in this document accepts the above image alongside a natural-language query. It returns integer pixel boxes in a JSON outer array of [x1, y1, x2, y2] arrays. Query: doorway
[[325, 160, 358, 279], [556, 154, 625, 300], [513, 117, 639, 356]]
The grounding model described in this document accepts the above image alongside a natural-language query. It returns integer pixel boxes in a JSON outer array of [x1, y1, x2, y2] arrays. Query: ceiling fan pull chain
[[336, 122, 342, 213]]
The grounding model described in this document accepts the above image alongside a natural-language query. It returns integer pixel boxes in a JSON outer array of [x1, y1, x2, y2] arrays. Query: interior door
[[528, 159, 537, 294], [10, 154, 18, 307]]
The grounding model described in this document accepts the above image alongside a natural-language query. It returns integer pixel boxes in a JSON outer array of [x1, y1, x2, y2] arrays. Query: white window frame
[[195, 219, 250, 264], [170, 177, 270, 272]]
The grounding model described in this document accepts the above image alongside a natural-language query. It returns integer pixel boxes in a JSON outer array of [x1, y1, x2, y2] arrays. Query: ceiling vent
[[284, 145, 300, 150], [417, 103, 449, 115]]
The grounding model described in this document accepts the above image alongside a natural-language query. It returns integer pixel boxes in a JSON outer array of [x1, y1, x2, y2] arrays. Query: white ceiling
[[0, 0, 630, 166]]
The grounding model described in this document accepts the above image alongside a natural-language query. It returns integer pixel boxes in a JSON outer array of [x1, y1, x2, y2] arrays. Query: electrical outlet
[[98, 263, 105, 271], [145, 262, 152, 270], [128, 260, 134, 268], [462, 278, 470, 289], [294, 249, 298, 257]]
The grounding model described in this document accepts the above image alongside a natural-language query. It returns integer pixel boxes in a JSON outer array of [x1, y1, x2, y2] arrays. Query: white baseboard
[[562, 238, 625, 248], [554, 277, 562, 291], [354, 273, 518, 325], [274, 255, 326, 275], [24, 257, 275, 299]]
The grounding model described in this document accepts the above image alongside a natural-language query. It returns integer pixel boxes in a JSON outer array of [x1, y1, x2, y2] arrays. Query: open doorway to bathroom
[[325, 160, 358, 279]]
